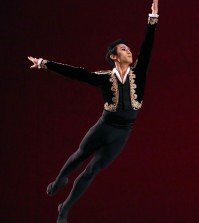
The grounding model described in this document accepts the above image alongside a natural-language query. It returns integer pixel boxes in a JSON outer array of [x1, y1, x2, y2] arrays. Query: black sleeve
[[46, 61, 102, 87], [133, 16, 158, 101]]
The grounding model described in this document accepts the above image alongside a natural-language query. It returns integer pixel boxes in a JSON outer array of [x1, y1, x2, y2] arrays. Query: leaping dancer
[[28, 1, 159, 222]]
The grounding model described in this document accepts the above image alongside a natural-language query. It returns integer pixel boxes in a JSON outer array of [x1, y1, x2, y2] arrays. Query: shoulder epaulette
[[94, 70, 112, 75]]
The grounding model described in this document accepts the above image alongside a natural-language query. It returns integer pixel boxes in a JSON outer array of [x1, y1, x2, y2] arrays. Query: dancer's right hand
[[28, 56, 39, 69], [151, 0, 158, 15]]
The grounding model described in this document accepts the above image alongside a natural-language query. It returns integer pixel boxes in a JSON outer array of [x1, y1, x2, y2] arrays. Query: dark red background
[[1, 0, 199, 222]]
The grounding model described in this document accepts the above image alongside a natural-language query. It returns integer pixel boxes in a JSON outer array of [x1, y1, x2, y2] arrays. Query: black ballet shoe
[[57, 203, 68, 223], [46, 178, 68, 196]]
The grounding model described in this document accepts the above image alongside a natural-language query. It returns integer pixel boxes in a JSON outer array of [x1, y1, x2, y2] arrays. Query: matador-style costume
[[43, 15, 158, 222]]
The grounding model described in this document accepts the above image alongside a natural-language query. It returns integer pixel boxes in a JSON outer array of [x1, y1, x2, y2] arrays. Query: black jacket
[[46, 16, 158, 112]]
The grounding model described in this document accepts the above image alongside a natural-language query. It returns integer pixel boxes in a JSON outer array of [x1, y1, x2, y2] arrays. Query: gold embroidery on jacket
[[129, 71, 143, 110], [94, 70, 112, 75], [104, 72, 119, 112], [148, 17, 158, 25]]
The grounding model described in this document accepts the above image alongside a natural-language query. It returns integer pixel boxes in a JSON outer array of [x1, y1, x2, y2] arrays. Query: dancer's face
[[111, 44, 133, 65]]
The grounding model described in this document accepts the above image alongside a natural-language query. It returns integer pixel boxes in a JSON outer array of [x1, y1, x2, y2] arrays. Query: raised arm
[[133, 0, 159, 101], [134, 0, 159, 75], [27, 56, 102, 86]]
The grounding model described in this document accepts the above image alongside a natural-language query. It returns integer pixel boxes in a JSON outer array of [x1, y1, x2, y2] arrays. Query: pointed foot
[[57, 203, 68, 223], [46, 178, 68, 196]]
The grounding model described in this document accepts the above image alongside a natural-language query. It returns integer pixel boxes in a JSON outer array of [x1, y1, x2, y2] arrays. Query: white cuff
[[149, 13, 159, 18], [38, 58, 43, 69]]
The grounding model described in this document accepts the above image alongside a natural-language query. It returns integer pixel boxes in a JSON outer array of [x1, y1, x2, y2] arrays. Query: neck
[[115, 63, 130, 77]]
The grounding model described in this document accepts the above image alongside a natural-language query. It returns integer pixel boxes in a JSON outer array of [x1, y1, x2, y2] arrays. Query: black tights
[[54, 119, 133, 215]]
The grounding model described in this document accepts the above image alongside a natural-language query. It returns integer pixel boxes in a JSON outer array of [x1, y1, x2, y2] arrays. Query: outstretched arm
[[27, 56, 102, 86]]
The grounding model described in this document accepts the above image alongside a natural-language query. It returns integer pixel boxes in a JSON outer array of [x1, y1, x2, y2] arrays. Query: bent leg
[[59, 131, 131, 219], [47, 119, 104, 196], [47, 148, 89, 196], [56, 154, 105, 222], [55, 119, 104, 183]]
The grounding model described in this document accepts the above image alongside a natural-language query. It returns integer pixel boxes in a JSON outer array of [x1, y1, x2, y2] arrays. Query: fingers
[[30, 64, 37, 69], [151, 3, 154, 11], [152, 0, 158, 14], [28, 56, 38, 63], [28, 56, 35, 63], [28, 56, 39, 69], [154, 0, 158, 10], [153, 0, 158, 5], [28, 56, 33, 62]]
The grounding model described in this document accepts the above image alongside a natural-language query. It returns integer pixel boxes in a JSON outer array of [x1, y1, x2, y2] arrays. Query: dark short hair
[[106, 39, 129, 66]]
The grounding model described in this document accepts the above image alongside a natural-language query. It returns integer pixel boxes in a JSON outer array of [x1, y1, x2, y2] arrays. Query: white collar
[[112, 67, 130, 84]]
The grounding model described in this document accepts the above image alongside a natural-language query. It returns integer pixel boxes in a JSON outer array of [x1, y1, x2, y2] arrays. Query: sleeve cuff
[[149, 13, 159, 18], [148, 16, 158, 25], [38, 58, 48, 69]]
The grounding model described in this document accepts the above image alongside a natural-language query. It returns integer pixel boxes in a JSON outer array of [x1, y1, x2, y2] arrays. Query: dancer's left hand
[[27, 56, 39, 69]]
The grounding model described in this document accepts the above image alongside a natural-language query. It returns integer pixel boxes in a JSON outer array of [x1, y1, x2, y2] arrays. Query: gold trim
[[129, 71, 142, 110], [94, 70, 112, 75], [148, 17, 158, 25], [104, 72, 119, 112], [40, 59, 47, 69]]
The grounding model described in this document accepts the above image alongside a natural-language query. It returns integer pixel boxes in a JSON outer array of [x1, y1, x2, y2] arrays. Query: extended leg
[[46, 148, 87, 196], [57, 130, 131, 223], [56, 155, 105, 223], [47, 120, 104, 196]]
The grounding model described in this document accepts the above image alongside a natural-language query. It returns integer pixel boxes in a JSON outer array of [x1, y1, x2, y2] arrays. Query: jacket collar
[[112, 67, 130, 84]]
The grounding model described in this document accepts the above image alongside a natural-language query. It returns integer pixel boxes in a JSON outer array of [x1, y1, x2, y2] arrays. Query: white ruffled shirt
[[113, 67, 130, 84]]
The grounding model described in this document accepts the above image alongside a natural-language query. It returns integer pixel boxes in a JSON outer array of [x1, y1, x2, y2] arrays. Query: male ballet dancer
[[28, 1, 159, 222]]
